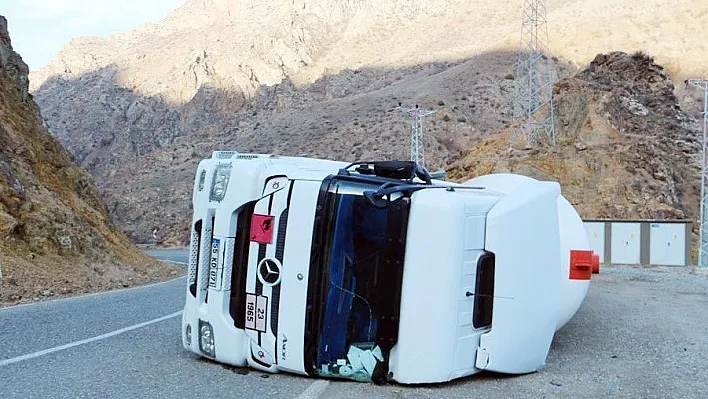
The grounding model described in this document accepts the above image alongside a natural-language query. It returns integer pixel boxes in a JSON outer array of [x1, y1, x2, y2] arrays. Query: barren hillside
[[28, 0, 708, 244], [449, 52, 702, 244], [0, 17, 179, 305]]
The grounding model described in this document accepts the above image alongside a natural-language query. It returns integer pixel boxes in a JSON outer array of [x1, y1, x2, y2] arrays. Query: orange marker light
[[569, 250, 593, 280]]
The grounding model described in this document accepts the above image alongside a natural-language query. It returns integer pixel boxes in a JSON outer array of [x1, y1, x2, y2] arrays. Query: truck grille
[[198, 212, 215, 301], [270, 207, 289, 334], [231, 202, 256, 329], [188, 220, 202, 297]]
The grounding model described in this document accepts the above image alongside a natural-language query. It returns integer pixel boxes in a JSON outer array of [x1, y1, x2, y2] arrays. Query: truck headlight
[[198, 320, 215, 358], [185, 324, 192, 346], [198, 170, 206, 191], [209, 164, 232, 202]]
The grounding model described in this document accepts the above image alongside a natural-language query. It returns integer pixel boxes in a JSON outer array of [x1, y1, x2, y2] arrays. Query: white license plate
[[245, 293, 268, 332], [208, 238, 222, 290]]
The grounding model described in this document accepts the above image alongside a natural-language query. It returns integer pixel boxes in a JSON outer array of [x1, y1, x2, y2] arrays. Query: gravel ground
[[320, 264, 708, 398]]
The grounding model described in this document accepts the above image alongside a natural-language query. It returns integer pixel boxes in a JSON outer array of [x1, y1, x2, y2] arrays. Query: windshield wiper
[[363, 184, 485, 208], [341, 160, 434, 185]]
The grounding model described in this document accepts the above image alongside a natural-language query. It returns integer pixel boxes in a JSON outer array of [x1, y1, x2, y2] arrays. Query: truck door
[[475, 180, 562, 374]]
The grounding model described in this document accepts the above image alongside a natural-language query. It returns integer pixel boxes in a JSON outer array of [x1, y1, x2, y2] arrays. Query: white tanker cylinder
[[462, 173, 599, 332]]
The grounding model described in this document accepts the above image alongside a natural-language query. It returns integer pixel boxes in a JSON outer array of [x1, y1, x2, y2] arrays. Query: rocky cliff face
[[449, 51, 701, 227], [28, 0, 708, 244], [0, 16, 179, 305]]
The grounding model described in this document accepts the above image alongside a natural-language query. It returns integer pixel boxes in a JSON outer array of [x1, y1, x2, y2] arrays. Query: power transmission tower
[[397, 104, 436, 169], [510, 0, 557, 148], [686, 79, 708, 269]]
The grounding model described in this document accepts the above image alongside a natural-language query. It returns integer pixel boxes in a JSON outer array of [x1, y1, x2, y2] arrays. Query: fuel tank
[[462, 173, 597, 331]]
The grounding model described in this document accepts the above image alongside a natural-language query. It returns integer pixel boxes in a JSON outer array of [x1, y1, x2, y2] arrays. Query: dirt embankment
[[0, 16, 181, 306]]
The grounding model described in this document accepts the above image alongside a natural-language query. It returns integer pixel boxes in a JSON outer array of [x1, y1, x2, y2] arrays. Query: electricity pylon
[[510, 0, 557, 148], [686, 79, 708, 269], [397, 104, 436, 169]]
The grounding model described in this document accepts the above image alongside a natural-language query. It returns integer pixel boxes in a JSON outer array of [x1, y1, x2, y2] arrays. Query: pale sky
[[1, 0, 186, 71]]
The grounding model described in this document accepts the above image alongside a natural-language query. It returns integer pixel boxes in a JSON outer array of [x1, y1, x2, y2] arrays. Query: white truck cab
[[181, 151, 599, 384]]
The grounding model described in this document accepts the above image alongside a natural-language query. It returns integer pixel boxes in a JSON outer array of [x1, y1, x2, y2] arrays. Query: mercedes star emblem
[[258, 258, 282, 286]]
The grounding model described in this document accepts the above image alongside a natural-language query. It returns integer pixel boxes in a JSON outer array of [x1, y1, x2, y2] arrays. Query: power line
[[397, 104, 436, 169], [510, 0, 557, 148], [686, 79, 708, 269]]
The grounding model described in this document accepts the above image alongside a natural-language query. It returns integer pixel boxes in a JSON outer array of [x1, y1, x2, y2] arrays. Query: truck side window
[[473, 252, 495, 329]]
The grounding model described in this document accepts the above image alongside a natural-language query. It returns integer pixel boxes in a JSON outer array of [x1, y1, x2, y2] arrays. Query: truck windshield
[[305, 178, 409, 383]]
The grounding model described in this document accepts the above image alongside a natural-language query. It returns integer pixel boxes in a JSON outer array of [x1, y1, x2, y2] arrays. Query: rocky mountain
[[34, 50, 534, 244], [28, 0, 708, 244], [0, 16, 179, 305], [448, 52, 702, 259]]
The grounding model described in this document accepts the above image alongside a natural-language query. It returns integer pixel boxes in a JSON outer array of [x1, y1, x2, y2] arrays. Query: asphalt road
[[143, 248, 189, 265], [1, 250, 707, 398]]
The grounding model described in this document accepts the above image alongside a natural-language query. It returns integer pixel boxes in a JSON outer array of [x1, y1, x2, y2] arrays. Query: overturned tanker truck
[[181, 151, 600, 384]]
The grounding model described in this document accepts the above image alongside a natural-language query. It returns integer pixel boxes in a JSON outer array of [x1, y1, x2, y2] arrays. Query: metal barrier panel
[[649, 223, 686, 266], [610, 222, 641, 265], [584, 222, 606, 263]]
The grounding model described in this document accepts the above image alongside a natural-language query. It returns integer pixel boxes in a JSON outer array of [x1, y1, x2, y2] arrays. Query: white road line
[[295, 380, 330, 399], [162, 260, 188, 266], [0, 311, 182, 367], [0, 275, 186, 312]]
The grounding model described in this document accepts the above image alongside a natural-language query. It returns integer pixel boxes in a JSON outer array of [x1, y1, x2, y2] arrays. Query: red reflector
[[250, 214, 275, 244], [569, 250, 593, 280]]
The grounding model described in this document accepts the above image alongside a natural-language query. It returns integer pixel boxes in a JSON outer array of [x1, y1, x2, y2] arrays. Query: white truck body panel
[[465, 173, 592, 332], [475, 179, 560, 374], [275, 180, 321, 374], [182, 153, 348, 372], [389, 189, 500, 383]]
